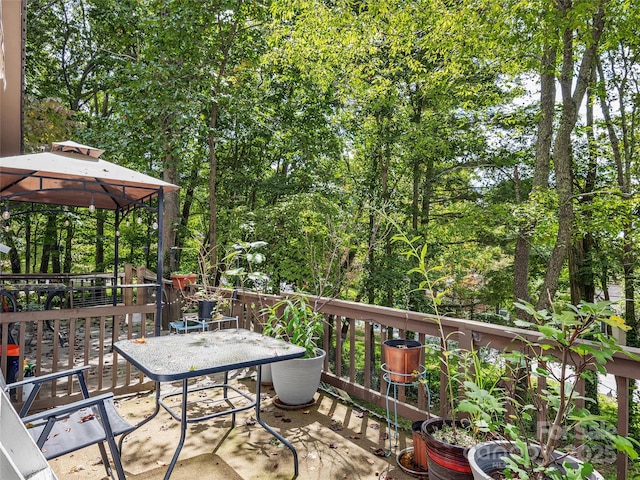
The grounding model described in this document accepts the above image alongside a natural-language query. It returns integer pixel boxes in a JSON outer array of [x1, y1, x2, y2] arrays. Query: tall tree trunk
[[409, 87, 423, 230], [63, 220, 73, 273], [569, 83, 596, 304], [597, 56, 637, 346], [205, 6, 241, 278], [208, 100, 219, 275], [162, 143, 179, 274], [95, 211, 105, 272], [535, 2, 605, 311], [40, 215, 57, 273], [25, 218, 31, 274], [421, 157, 433, 227], [513, 40, 556, 305]]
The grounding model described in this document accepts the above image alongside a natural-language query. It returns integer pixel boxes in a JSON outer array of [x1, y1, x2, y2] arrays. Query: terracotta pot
[[421, 417, 473, 480], [382, 339, 422, 383], [171, 273, 197, 290], [412, 420, 429, 471]]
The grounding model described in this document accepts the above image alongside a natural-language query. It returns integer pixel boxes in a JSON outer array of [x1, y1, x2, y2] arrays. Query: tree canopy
[[3, 0, 640, 343]]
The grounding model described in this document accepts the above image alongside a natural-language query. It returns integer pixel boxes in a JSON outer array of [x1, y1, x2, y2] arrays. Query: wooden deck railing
[[2, 284, 639, 478], [0, 266, 159, 410], [232, 290, 640, 480]]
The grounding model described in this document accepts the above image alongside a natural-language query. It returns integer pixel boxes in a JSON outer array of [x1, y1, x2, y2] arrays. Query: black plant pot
[[198, 300, 217, 320], [467, 441, 605, 480]]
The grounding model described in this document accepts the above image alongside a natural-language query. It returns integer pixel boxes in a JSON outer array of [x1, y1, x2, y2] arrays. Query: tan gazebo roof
[[0, 141, 179, 210]]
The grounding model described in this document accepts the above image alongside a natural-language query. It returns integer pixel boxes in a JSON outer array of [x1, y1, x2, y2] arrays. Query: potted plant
[[419, 341, 505, 480], [262, 294, 326, 407], [170, 272, 197, 291], [382, 336, 423, 384], [392, 229, 505, 480], [188, 243, 235, 320], [468, 300, 639, 480], [193, 287, 229, 321]]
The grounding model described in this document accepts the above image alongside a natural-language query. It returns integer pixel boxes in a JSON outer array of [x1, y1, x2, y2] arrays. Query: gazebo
[[0, 140, 179, 335]]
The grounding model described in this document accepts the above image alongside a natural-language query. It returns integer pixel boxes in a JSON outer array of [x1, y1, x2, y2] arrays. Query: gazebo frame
[[0, 141, 179, 335]]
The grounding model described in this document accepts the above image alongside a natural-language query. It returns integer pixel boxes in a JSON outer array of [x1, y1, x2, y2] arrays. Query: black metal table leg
[[164, 378, 189, 480], [254, 366, 299, 478]]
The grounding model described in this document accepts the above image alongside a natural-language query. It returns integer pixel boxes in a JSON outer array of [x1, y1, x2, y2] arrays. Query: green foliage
[[262, 295, 325, 358], [500, 301, 639, 479], [14, 0, 640, 377], [391, 225, 505, 442], [223, 240, 269, 290]]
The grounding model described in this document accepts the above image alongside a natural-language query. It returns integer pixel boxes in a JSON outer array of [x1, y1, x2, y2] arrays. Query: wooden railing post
[[616, 376, 629, 480]]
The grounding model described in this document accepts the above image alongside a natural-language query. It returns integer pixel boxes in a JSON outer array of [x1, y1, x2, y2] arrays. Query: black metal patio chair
[[1, 365, 134, 480]]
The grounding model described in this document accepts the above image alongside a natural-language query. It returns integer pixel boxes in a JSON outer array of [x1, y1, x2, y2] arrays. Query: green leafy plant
[[391, 228, 505, 445], [499, 300, 640, 479], [457, 346, 506, 438], [224, 241, 269, 291], [262, 295, 325, 358]]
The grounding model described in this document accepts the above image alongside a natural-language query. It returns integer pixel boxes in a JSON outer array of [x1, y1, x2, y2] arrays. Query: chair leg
[[106, 436, 128, 480], [97, 442, 115, 479], [98, 437, 128, 480]]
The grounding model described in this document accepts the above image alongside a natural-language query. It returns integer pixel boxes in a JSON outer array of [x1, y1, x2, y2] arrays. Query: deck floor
[[49, 369, 419, 480]]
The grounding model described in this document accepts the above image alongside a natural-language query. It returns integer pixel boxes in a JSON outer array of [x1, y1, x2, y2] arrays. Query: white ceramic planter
[[468, 440, 605, 480], [260, 363, 273, 386], [271, 348, 326, 405]]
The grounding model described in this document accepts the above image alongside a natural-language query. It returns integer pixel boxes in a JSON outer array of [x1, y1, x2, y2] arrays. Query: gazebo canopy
[[0, 141, 178, 336], [0, 141, 179, 210]]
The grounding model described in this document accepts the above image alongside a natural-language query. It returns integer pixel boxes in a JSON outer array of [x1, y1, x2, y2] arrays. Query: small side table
[[381, 363, 429, 456]]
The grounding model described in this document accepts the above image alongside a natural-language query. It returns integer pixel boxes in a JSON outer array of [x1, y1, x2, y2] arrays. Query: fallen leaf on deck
[[372, 448, 386, 458]]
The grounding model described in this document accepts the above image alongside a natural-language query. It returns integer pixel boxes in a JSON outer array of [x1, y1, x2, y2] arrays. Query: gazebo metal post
[[112, 207, 121, 347], [114, 208, 120, 307], [156, 189, 165, 337]]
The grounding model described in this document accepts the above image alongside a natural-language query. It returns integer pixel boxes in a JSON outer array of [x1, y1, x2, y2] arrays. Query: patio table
[[113, 329, 306, 479]]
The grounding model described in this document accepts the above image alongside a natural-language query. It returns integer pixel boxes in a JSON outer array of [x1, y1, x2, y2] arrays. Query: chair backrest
[[0, 387, 58, 480]]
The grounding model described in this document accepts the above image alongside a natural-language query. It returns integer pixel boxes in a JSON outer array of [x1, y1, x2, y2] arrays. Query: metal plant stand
[[381, 363, 429, 456]]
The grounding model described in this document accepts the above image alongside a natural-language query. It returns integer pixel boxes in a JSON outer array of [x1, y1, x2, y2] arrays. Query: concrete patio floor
[[48, 370, 419, 480]]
